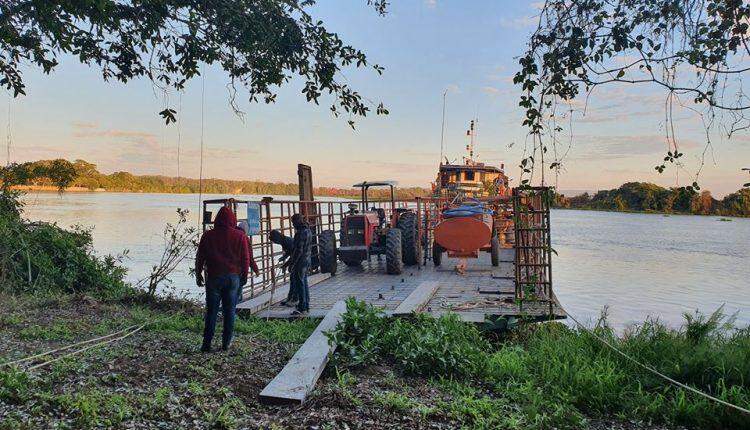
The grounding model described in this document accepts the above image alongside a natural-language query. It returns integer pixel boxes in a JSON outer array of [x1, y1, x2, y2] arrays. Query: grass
[[328, 298, 750, 430]]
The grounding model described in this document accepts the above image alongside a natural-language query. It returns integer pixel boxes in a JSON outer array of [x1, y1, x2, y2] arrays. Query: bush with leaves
[[136, 208, 198, 297], [327, 299, 490, 379], [0, 164, 129, 297], [328, 300, 750, 429], [326, 298, 390, 367]]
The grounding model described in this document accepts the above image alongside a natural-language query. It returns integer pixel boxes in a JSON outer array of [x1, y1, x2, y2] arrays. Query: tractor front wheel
[[386, 229, 403, 275], [397, 212, 421, 266], [319, 230, 337, 275]]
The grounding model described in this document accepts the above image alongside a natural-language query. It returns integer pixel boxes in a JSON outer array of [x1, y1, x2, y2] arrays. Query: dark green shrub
[[385, 313, 489, 378], [328, 300, 489, 379], [0, 192, 128, 297], [326, 297, 389, 366]]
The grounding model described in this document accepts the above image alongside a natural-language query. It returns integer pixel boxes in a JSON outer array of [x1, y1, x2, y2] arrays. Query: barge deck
[[238, 248, 564, 322]]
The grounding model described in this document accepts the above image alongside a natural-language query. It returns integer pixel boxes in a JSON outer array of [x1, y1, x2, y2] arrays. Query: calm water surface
[[21, 192, 750, 330]]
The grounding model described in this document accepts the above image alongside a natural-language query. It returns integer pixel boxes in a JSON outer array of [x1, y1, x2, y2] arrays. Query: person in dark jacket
[[281, 214, 312, 316], [269, 229, 297, 306], [195, 206, 249, 352]]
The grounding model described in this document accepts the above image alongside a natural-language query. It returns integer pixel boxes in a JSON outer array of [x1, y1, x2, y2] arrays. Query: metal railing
[[202, 189, 553, 307], [236, 198, 429, 299]]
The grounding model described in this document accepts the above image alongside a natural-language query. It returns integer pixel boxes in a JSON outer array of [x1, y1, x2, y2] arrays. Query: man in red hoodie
[[195, 206, 249, 352]]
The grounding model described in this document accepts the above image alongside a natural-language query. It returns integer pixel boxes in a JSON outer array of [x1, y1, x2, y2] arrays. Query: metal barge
[[202, 165, 563, 323]]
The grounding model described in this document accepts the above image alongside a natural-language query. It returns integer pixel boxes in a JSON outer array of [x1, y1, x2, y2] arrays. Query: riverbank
[[553, 182, 750, 218], [0, 290, 708, 430], [552, 205, 750, 218], [11, 159, 430, 199]]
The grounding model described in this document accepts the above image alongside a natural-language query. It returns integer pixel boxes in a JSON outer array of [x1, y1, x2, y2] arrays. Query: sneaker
[[291, 309, 308, 317]]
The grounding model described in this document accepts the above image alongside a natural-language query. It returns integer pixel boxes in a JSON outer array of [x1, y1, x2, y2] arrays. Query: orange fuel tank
[[433, 213, 493, 252]]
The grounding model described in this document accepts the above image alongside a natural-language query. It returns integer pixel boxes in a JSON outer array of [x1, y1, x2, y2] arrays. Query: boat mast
[[439, 89, 447, 166], [464, 119, 477, 165]]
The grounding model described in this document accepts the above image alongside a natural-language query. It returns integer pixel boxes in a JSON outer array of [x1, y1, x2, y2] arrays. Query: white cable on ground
[[26, 325, 146, 371], [0, 324, 140, 368], [563, 308, 750, 416], [3, 310, 187, 373]]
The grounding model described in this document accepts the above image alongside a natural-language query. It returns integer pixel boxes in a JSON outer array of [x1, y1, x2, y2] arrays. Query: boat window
[[464, 171, 475, 181]]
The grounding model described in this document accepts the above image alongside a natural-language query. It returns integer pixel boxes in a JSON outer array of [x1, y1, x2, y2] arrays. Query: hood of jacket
[[214, 206, 237, 229]]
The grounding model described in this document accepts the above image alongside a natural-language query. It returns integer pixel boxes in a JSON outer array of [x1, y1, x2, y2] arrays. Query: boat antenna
[[439, 89, 447, 165]]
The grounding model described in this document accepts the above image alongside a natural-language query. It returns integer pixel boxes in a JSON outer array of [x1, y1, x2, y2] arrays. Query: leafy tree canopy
[[0, 0, 389, 125], [515, 0, 750, 188]]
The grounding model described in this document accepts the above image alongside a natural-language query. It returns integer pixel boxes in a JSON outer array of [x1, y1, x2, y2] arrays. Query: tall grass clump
[[329, 299, 750, 429]]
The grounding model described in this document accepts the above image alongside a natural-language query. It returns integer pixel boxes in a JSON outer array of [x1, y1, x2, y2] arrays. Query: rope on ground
[[0, 324, 140, 368], [26, 325, 146, 371], [3, 310, 188, 373], [563, 307, 750, 416]]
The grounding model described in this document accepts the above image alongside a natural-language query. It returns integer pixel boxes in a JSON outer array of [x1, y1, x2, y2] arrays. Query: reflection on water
[[21, 192, 750, 329]]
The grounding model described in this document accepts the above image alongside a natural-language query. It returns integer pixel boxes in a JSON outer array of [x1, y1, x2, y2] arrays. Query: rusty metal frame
[[512, 186, 554, 314]]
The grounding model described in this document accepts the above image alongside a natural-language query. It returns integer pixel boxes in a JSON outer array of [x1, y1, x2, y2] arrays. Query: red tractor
[[319, 181, 421, 275]]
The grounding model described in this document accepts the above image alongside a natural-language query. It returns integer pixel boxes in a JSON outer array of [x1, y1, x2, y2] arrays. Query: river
[[21, 192, 750, 330]]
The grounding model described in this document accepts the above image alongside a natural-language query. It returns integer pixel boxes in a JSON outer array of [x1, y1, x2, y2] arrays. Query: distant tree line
[[554, 182, 750, 217], [10, 159, 429, 200]]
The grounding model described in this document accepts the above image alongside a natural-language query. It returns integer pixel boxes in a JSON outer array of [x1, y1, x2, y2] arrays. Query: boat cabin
[[435, 162, 510, 198]]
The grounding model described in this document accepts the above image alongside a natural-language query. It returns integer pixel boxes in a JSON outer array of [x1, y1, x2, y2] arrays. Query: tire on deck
[[432, 241, 443, 267], [490, 235, 500, 267], [386, 228, 404, 275], [318, 230, 337, 275]]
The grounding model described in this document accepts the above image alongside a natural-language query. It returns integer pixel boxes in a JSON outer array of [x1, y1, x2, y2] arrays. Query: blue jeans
[[202, 274, 240, 350], [290, 261, 310, 312]]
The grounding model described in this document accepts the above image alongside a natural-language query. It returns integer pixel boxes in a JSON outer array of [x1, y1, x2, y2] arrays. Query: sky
[[4, 0, 750, 197]]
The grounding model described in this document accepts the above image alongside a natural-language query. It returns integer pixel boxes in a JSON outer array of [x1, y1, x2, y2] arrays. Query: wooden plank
[[392, 281, 440, 316], [259, 300, 346, 405], [236, 273, 329, 314]]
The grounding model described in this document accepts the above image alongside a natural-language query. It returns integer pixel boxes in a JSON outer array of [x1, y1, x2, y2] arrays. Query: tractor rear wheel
[[397, 211, 421, 266], [385, 229, 403, 275], [319, 230, 337, 275], [432, 241, 443, 266], [490, 235, 500, 267]]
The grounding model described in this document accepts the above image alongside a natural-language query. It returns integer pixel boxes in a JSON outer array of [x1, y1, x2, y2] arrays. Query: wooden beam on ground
[[236, 273, 329, 314], [392, 281, 440, 316], [259, 300, 346, 405]]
